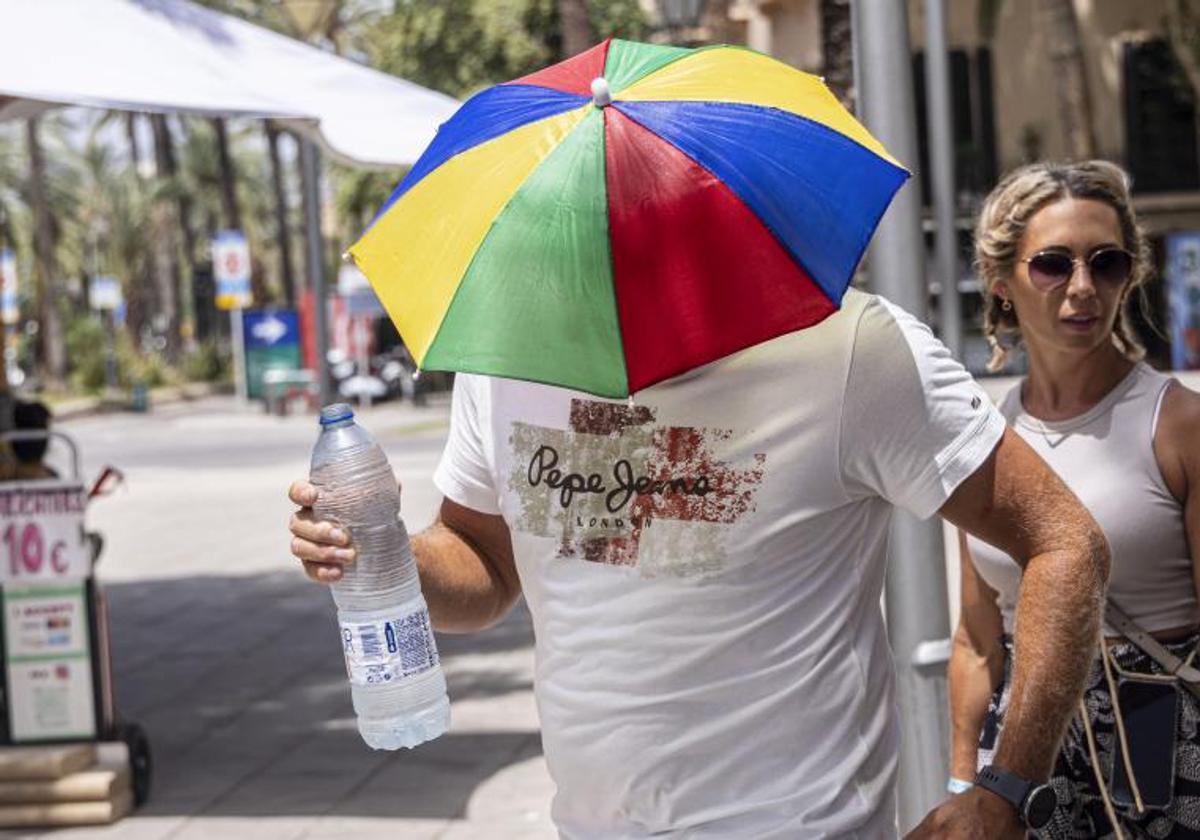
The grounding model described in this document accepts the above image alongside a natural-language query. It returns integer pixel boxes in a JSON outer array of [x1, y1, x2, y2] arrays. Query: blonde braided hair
[[974, 160, 1154, 372]]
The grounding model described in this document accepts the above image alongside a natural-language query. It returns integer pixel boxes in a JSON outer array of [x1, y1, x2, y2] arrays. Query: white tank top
[[967, 363, 1198, 635]]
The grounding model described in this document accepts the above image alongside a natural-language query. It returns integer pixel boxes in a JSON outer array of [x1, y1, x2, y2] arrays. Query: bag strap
[[1106, 600, 1200, 694]]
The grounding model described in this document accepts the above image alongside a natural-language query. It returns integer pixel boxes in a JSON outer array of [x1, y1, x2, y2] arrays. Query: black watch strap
[[974, 763, 1060, 830], [974, 765, 1057, 830], [975, 764, 1032, 814]]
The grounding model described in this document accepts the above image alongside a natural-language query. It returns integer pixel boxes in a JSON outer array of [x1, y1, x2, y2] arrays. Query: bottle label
[[339, 607, 439, 687]]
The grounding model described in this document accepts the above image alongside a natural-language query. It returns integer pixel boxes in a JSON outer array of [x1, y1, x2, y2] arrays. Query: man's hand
[[288, 479, 357, 584], [904, 787, 1022, 839]]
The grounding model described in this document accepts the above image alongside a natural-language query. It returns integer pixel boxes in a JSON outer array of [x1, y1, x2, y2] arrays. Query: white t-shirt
[[433, 289, 1004, 839]]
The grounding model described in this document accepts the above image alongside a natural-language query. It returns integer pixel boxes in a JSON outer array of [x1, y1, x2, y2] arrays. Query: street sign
[[213, 230, 253, 311], [242, 310, 302, 400], [0, 483, 90, 584], [338, 263, 384, 317], [1166, 231, 1200, 370], [88, 276, 123, 311], [2, 582, 97, 741], [0, 248, 17, 325]]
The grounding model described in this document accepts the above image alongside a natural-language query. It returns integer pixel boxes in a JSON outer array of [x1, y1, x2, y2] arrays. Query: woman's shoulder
[[1157, 376, 1200, 437], [1154, 375, 1200, 497]]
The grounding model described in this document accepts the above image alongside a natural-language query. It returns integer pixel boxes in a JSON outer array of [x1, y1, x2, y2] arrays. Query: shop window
[[1124, 38, 1199, 193], [912, 48, 998, 202]]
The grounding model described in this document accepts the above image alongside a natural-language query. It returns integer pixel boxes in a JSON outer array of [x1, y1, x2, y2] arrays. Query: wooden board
[[0, 761, 128, 803], [0, 786, 131, 827], [0, 744, 96, 781]]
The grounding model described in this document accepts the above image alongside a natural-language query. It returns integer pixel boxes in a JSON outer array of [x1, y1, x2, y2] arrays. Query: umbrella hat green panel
[[422, 109, 628, 397], [603, 39, 696, 93]]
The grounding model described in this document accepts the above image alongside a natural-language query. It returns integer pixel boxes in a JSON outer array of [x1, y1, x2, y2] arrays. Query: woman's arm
[[1152, 382, 1200, 602], [948, 531, 1006, 781]]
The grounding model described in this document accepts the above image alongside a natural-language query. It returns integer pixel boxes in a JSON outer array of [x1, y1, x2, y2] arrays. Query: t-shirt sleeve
[[432, 374, 502, 515], [839, 296, 1006, 519]]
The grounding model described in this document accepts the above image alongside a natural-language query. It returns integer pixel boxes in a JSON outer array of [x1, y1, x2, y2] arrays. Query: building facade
[[644, 0, 1200, 371]]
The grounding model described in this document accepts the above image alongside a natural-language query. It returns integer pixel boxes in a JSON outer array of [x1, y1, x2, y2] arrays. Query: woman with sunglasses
[[948, 160, 1200, 837]]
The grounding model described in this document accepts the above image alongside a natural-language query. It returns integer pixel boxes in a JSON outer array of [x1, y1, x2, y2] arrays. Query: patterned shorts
[[978, 634, 1200, 839]]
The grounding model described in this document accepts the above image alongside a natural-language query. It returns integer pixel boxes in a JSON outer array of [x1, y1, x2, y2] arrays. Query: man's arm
[[411, 498, 521, 632], [941, 428, 1108, 782], [907, 427, 1109, 838], [288, 481, 520, 633]]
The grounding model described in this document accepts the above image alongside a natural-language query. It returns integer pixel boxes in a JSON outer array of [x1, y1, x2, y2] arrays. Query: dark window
[[1124, 38, 1199, 193], [912, 47, 998, 202]]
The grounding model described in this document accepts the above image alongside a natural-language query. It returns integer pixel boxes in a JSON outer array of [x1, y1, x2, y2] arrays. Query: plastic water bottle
[[309, 403, 450, 749]]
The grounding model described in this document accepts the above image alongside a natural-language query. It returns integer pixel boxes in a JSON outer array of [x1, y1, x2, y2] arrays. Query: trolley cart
[[0, 430, 149, 808]]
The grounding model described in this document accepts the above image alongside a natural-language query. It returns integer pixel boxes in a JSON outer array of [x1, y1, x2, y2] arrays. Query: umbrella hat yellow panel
[[348, 105, 590, 362], [616, 46, 900, 168]]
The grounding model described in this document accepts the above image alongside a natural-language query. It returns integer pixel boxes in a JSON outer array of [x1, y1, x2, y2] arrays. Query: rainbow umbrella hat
[[347, 38, 909, 399]]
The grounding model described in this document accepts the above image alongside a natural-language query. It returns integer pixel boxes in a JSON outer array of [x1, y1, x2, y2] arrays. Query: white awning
[[0, 0, 460, 167]]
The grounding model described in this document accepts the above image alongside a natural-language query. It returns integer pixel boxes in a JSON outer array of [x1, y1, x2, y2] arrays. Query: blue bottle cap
[[319, 403, 355, 426]]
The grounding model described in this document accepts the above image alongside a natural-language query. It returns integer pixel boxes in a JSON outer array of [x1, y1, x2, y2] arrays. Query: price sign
[[3, 583, 97, 741], [0, 483, 89, 584]]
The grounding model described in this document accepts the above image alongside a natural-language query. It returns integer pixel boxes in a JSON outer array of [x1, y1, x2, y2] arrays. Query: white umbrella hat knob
[[591, 77, 612, 108]]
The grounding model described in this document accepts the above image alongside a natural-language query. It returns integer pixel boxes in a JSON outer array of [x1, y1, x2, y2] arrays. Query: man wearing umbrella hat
[[288, 40, 1107, 839]]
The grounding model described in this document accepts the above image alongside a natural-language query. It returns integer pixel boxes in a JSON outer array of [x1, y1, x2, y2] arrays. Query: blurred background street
[[0, 396, 554, 840]]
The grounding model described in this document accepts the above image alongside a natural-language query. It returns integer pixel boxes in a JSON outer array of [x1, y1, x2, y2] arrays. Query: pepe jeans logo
[[508, 400, 765, 577], [526, 444, 714, 512]]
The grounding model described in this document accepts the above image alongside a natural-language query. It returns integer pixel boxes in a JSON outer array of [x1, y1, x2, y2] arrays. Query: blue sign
[[242, 309, 303, 401], [1166, 232, 1200, 370], [243, 310, 299, 350]]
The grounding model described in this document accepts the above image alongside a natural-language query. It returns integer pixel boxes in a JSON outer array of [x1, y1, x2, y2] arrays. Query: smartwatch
[[975, 764, 1057, 830]]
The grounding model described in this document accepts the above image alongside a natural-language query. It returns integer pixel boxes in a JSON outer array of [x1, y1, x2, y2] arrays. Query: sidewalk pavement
[[1, 394, 557, 840], [49, 383, 234, 422]]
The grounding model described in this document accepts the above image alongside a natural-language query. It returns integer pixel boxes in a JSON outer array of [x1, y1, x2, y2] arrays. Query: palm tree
[[0, 130, 21, 253], [209, 117, 242, 232], [266, 123, 296, 307], [150, 114, 184, 359], [70, 133, 152, 350], [25, 117, 66, 390], [819, 0, 853, 109], [0, 130, 22, 396], [559, 0, 594, 57]]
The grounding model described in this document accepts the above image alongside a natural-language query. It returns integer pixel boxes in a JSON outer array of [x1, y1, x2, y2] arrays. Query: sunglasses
[[1019, 247, 1134, 292]]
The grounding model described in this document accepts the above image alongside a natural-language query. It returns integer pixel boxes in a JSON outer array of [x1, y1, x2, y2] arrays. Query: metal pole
[[356, 316, 371, 410], [299, 136, 332, 408], [925, 0, 963, 362], [231, 308, 247, 402], [104, 311, 119, 394], [852, 1, 952, 830]]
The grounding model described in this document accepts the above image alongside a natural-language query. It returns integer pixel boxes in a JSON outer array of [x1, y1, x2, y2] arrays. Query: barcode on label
[[360, 626, 382, 658]]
